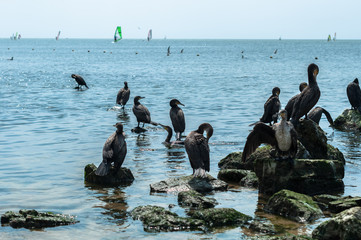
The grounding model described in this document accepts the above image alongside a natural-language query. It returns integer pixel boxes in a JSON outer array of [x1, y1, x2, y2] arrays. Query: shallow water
[[1, 39, 361, 239]]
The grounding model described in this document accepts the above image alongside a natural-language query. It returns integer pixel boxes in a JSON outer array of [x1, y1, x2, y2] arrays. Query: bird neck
[[197, 123, 213, 139], [308, 71, 317, 86], [165, 128, 172, 143]]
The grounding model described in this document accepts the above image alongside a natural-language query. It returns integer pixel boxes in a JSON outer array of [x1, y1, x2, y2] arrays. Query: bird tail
[[95, 162, 110, 176], [321, 108, 334, 126], [85, 84, 89, 89]]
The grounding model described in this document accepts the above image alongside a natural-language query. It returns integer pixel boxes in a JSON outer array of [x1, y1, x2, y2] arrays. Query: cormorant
[[184, 123, 213, 178], [242, 109, 297, 162], [167, 46, 170, 56], [290, 63, 320, 125], [95, 122, 127, 176], [132, 96, 151, 128], [346, 78, 361, 113], [160, 124, 184, 147], [308, 107, 334, 126], [258, 87, 281, 125], [116, 81, 130, 108], [285, 82, 308, 120], [169, 99, 185, 140], [71, 74, 89, 90]]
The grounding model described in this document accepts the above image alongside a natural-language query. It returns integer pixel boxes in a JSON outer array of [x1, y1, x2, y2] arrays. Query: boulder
[[218, 152, 252, 170], [334, 109, 361, 131], [328, 196, 361, 213], [187, 208, 252, 227], [1, 209, 77, 229], [150, 175, 228, 193], [264, 190, 323, 223], [217, 169, 258, 188], [178, 190, 218, 209], [84, 164, 134, 186], [313, 194, 341, 210], [131, 205, 205, 232], [312, 207, 361, 240], [246, 235, 313, 240], [248, 219, 276, 234]]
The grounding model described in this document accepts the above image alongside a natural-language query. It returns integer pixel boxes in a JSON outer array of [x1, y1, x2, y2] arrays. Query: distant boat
[[147, 29, 152, 41], [114, 26, 122, 42], [18, 34, 21, 40], [10, 32, 18, 40], [327, 34, 331, 41], [55, 31, 61, 40], [333, 32, 336, 41]]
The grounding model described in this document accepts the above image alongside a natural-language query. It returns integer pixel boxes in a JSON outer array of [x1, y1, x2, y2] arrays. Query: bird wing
[[75, 75, 86, 85], [308, 107, 323, 124], [102, 133, 115, 161], [347, 84, 361, 108], [116, 88, 125, 104], [185, 132, 210, 171], [242, 123, 277, 162], [285, 95, 298, 120], [289, 124, 298, 158], [170, 108, 185, 132], [261, 97, 280, 123], [133, 104, 151, 123]]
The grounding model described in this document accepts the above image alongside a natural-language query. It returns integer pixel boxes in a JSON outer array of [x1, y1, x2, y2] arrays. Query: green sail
[[114, 26, 122, 42]]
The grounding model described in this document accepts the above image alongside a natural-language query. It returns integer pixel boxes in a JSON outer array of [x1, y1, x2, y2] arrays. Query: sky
[[1, 0, 361, 39]]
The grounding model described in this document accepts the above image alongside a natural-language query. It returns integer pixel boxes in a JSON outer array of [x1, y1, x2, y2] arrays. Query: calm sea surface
[[1, 39, 361, 239]]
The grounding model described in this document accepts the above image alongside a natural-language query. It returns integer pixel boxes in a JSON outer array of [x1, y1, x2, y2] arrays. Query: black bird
[[160, 124, 184, 147], [71, 74, 89, 90], [116, 81, 130, 108], [95, 122, 127, 176], [257, 87, 281, 125], [346, 78, 361, 113], [132, 96, 151, 128], [285, 82, 308, 120], [167, 46, 170, 56], [291, 63, 320, 125], [242, 109, 297, 162], [308, 107, 334, 126], [184, 123, 213, 178], [169, 99, 185, 140]]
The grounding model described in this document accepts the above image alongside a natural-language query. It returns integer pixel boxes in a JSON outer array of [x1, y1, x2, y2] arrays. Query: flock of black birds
[[71, 62, 361, 178]]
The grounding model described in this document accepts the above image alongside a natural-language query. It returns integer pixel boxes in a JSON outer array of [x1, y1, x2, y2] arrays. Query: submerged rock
[[334, 109, 361, 131], [217, 169, 258, 188], [131, 205, 205, 232], [178, 190, 218, 209], [150, 175, 228, 193], [1, 209, 77, 229], [312, 207, 361, 240], [264, 189, 323, 223], [84, 163, 134, 186], [187, 208, 252, 227]]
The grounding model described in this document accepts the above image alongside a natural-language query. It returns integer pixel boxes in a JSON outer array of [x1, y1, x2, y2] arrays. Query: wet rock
[[1, 209, 77, 229], [131, 205, 205, 232], [254, 157, 344, 196], [334, 109, 361, 131], [248, 219, 276, 234], [131, 127, 147, 133], [217, 169, 258, 188], [84, 163, 134, 186], [313, 194, 341, 211], [312, 207, 361, 240], [178, 190, 218, 209], [246, 235, 313, 240], [150, 174, 228, 193], [187, 208, 252, 227], [328, 196, 361, 213], [264, 189, 323, 223], [218, 151, 252, 170]]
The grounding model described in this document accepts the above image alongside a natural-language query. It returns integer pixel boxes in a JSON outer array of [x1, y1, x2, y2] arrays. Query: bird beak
[[177, 101, 185, 106], [140, 97, 145, 99], [113, 124, 116, 127], [314, 69, 319, 77]]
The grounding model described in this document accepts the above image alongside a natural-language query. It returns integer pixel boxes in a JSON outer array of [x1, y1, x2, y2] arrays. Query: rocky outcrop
[[84, 163, 134, 186], [334, 109, 361, 131], [312, 207, 361, 240], [217, 169, 258, 188], [150, 175, 228, 193], [1, 209, 77, 229], [178, 190, 218, 209], [248, 219, 276, 234], [264, 189, 323, 223]]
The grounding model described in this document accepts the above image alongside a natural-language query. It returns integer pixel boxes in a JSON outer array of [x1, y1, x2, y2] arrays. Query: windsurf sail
[[56, 31, 61, 40], [327, 34, 331, 41], [333, 32, 336, 41], [147, 29, 152, 41], [114, 26, 122, 42]]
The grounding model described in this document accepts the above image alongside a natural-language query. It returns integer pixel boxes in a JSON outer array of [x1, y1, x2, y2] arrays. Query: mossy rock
[[84, 163, 134, 186], [264, 189, 323, 223], [178, 190, 218, 209], [1, 209, 77, 229], [334, 109, 361, 131], [217, 169, 258, 188], [187, 208, 252, 227], [218, 152, 250, 170], [246, 234, 313, 240], [328, 196, 361, 213]]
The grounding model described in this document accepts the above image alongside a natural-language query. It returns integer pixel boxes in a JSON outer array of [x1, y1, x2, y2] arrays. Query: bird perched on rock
[[285, 82, 308, 120], [242, 109, 297, 162], [169, 99, 185, 140], [95, 122, 127, 176], [184, 123, 213, 178], [71, 74, 88, 90], [116, 81, 130, 108], [346, 78, 361, 113]]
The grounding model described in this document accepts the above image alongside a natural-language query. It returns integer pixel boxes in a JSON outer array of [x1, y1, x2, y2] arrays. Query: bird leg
[[142, 122, 145, 128], [137, 122, 140, 128]]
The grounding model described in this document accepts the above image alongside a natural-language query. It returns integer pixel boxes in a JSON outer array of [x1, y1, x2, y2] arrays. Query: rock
[[264, 189, 323, 223], [150, 175, 228, 193], [178, 190, 218, 209], [1, 209, 77, 229], [84, 163, 134, 186], [326, 144, 346, 164], [248, 219, 276, 234], [187, 208, 252, 227], [313, 194, 341, 210], [131, 127, 147, 133], [328, 196, 361, 213], [218, 152, 251, 170], [254, 157, 344, 196], [312, 207, 361, 240], [246, 235, 313, 240], [334, 109, 361, 131], [131, 205, 205, 232], [217, 169, 258, 188]]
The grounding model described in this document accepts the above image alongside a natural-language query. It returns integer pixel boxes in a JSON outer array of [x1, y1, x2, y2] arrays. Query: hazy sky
[[1, 0, 361, 39]]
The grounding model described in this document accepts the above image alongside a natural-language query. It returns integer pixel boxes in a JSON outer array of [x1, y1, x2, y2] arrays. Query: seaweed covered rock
[[84, 163, 134, 186], [312, 207, 361, 240], [150, 175, 228, 193], [218, 152, 251, 170], [334, 109, 361, 131], [328, 196, 361, 213], [178, 190, 218, 209], [313, 194, 341, 210], [131, 205, 205, 232], [1, 209, 77, 229], [264, 189, 323, 223], [217, 169, 258, 188], [187, 208, 252, 227]]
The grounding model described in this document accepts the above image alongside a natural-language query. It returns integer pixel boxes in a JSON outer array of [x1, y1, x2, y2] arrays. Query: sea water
[[1, 39, 361, 239]]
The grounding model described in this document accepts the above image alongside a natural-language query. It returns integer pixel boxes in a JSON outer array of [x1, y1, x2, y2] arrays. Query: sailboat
[[333, 32, 336, 41], [147, 29, 152, 41], [55, 31, 61, 40], [114, 26, 122, 42]]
